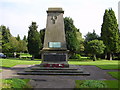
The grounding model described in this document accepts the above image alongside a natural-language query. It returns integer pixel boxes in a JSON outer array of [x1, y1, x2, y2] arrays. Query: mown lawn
[[97, 65, 120, 69], [0, 58, 119, 69], [69, 60, 119, 69], [108, 72, 120, 80], [20, 53, 32, 57], [0, 58, 40, 68], [68, 60, 119, 66]]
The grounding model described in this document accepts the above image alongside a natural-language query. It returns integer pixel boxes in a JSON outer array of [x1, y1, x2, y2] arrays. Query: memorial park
[[0, 4, 120, 90]]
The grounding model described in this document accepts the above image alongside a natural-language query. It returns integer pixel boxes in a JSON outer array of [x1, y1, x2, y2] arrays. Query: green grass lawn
[[0, 58, 119, 69], [68, 60, 119, 66], [0, 58, 40, 68], [104, 80, 119, 88], [69, 60, 119, 69], [108, 72, 120, 80], [75, 80, 119, 88], [97, 65, 120, 69], [20, 53, 32, 57]]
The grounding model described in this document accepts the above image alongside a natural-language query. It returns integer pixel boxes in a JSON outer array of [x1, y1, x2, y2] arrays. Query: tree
[[101, 9, 119, 60], [2, 37, 19, 53], [17, 40, 27, 52], [84, 30, 99, 42], [86, 40, 105, 61], [16, 34, 20, 41], [27, 22, 42, 59], [1, 25, 12, 53], [23, 35, 27, 42], [1, 25, 11, 44], [64, 17, 79, 53], [39, 28, 45, 49], [76, 29, 84, 52], [84, 30, 99, 55]]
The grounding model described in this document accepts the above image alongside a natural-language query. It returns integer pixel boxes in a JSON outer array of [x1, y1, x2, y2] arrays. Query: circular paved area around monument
[[0, 65, 118, 89]]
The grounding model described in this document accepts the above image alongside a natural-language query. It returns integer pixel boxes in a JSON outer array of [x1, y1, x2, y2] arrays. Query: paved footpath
[[0, 65, 118, 89]]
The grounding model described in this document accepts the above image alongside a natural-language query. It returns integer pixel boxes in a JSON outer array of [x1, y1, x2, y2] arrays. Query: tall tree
[[101, 9, 119, 60], [27, 22, 42, 59], [64, 17, 79, 53], [39, 28, 45, 49], [23, 35, 27, 42], [76, 29, 84, 52], [16, 34, 20, 41], [84, 30, 99, 54], [1, 25, 11, 44], [1, 25, 12, 53], [84, 30, 99, 42]]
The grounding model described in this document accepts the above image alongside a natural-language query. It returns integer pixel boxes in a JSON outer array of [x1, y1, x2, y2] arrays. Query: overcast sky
[[0, 0, 119, 39]]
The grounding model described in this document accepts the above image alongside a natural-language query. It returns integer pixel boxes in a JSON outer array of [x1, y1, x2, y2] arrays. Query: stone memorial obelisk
[[18, 8, 90, 75], [41, 8, 69, 67]]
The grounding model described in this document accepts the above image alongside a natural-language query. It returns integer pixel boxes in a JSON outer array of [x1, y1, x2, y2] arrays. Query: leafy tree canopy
[[1, 25, 11, 44], [101, 8, 119, 60], [27, 22, 42, 57], [86, 40, 105, 61], [64, 17, 79, 53], [84, 30, 99, 42], [16, 34, 20, 41]]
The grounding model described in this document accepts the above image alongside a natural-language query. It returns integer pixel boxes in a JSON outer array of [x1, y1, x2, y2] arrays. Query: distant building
[[118, 1, 120, 30]]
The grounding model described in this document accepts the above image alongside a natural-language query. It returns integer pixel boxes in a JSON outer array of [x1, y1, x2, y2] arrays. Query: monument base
[[18, 50, 90, 76], [17, 64, 90, 76], [41, 49, 69, 67]]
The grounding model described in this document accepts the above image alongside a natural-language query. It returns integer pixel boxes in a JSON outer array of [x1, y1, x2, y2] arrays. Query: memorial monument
[[40, 8, 69, 68], [18, 8, 90, 75]]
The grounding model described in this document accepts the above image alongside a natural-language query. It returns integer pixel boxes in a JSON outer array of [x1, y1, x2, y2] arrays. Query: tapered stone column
[[41, 8, 69, 67]]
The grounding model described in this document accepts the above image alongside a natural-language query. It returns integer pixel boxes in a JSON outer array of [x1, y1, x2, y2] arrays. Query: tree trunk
[[31, 55, 34, 60], [105, 53, 107, 60], [109, 53, 112, 60], [93, 54, 96, 61]]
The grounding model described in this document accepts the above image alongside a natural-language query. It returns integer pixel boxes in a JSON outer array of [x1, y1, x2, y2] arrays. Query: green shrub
[[70, 54, 81, 59], [69, 56, 91, 61], [2, 78, 31, 89], [5, 53, 14, 57], [16, 54, 20, 58], [77, 80, 107, 88]]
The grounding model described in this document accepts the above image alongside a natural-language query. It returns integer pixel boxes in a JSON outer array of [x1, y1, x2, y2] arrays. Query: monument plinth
[[41, 8, 69, 67]]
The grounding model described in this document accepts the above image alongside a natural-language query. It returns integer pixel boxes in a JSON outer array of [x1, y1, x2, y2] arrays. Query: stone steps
[[31, 67, 78, 70], [17, 65, 90, 76], [24, 69, 83, 73], [18, 71, 90, 75]]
